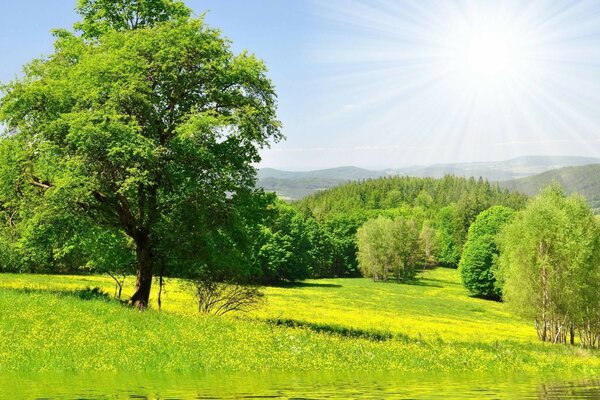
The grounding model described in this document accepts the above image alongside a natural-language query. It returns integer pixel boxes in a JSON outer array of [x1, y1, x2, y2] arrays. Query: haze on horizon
[[2, 0, 600, 170]]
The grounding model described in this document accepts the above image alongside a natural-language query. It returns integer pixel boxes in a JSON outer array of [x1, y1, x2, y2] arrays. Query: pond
[[3, 371, 600, 399]]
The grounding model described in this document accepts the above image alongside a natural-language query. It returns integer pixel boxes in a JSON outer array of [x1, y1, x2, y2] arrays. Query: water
[[2, 372, 600, 399]]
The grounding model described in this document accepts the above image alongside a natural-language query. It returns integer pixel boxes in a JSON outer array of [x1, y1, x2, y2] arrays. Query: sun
[[463, 31, 512, 78], [306, 0, 600, 167], [444, 21, 530, 89]]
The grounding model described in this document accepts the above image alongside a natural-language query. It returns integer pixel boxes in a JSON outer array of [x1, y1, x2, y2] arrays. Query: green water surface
[[3, 372, 600, 399]]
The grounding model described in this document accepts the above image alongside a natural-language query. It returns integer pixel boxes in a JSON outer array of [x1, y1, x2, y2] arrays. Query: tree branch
[[31, 177, 52, 190]]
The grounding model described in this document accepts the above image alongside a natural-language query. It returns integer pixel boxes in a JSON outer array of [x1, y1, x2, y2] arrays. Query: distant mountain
[[258, 166, 385, 181], [500, 164, 600, 213], [257, 166, 386, 200], [258, 156, 600, 200], [391, 156, 600, 181]]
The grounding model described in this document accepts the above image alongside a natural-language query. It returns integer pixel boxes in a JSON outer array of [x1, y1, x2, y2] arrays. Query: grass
[[1, 267, 600, 373]]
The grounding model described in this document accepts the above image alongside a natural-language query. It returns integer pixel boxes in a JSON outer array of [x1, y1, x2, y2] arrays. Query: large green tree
[[497, 186, 600, 344], [0, 0, 281, 308], [458, 205, 514, 299]]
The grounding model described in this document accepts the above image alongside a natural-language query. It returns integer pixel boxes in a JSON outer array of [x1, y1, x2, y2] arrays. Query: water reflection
[[2, 372, 600, 399]]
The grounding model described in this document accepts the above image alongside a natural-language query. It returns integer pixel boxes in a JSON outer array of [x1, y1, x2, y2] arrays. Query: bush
[[75, 287, 111, 301], [459, 206, 514, 299], [459, 235, 498, 298], [192, 279, 264, 316]]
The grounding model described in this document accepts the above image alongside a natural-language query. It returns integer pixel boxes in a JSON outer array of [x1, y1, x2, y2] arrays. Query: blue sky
[[2, 1, 600, 170]]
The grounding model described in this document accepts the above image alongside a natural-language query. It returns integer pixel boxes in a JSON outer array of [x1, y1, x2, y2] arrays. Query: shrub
[[459, 206, 514, 299], [192, 279, 264, 316]]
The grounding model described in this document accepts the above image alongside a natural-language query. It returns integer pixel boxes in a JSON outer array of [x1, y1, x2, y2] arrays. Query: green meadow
[[2, 267, 599, 374]]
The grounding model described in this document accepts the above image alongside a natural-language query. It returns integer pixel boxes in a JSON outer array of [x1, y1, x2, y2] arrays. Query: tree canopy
[[497, 185, 600, 345], [75, 0, 191, 38], [356, 215, 423, 282], [459, 205, 514, 299], [0, 0, 281, 308]]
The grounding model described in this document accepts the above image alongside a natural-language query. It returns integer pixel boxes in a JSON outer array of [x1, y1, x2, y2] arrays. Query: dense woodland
[[299, 175, 527, 219], [0, 172, 527, 283]]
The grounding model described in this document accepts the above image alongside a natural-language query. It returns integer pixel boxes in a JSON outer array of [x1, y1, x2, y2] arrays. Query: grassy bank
[[1, 268, 599, 373]]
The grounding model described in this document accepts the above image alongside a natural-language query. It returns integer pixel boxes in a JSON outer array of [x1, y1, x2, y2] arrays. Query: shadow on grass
[[267, 281, 343, 289], [469, 293, 503, 302], [373, 277, 442, 288], [266, 318, 412, 342], [402, 279, 443, 288], [6, 286, 114, 302]]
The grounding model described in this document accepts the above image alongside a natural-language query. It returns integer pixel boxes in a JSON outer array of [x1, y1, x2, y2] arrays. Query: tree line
[[294, 175, 528, 282]]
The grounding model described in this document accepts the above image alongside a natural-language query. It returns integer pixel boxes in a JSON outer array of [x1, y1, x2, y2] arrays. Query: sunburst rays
[[263, 1, 600, 169]]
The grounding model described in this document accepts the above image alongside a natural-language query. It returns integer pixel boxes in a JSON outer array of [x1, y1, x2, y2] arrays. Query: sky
[[2, 1, 600, 170]]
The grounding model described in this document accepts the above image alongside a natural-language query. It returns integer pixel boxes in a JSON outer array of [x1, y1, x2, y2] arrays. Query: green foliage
[[299, 175, 527, 221], [0, 1, 281, 305], [252, 201, 369, 282], [298, 175, 526, 272], [321, 213, 367, 277], [419, 219, 438, 263], [459, 205, 514, 299], [497, 185, 600, 345], [435, 205, 462, 267], [356, 216, 423, 282], [75, 0, 191, 38], [254, 201, 314, 283]]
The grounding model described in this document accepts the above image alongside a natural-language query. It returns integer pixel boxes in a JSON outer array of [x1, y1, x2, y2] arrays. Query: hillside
[[398, 155, 600, 180], [500, 164, 600, 213], [2, 268, 600, 376], [297, 174, 527, 220], [258, 156, 600, 200]]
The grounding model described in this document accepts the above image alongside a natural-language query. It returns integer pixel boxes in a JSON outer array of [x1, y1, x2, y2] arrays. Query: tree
[[459, 205, 514, 299], [389, 217, 423, 281], [304, 218, 336, 279], [357, 217, 390, 281], [356, 216, 423, 282], [253, 201, 313, 283], [497, 186, 600, 344], [322, 213, 367, 277], [0, 0, 281, 308], [419, 219, 438, 265], [298, 174, 527, 221], [435, 205, 462, 267]]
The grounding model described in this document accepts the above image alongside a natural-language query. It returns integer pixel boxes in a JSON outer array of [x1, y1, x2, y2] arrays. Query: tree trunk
[[570, 323, 575, 346], [129, 232, 154, 309], [539, 243, 548, 342], [158, 258, 164, 310]]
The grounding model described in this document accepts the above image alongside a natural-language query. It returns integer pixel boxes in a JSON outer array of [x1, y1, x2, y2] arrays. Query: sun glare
[[306, 0, 600, 167], [464, 32, 512, 78], [445, 22, 529, 89]]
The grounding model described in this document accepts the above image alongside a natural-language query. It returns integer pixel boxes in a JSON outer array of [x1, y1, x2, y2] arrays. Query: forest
[[0, 171, 525, 284]]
